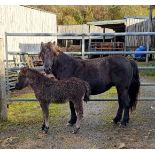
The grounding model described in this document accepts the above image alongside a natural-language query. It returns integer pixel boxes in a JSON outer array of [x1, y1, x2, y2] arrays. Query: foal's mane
[[27, 68, 51, 81]]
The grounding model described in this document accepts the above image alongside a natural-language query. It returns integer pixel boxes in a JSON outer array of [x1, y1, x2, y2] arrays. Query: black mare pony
[[39, 42, 140, 126]]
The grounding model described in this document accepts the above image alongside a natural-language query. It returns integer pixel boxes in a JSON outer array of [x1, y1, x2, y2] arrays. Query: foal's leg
[[72, 101, 83, 134], [67, 101, 77, 126], [40, 103, 49, 133]]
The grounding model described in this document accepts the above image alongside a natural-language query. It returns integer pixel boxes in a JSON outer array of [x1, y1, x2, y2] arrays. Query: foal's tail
[[83, 81, 91, 102], [129, 60, 140, 111]]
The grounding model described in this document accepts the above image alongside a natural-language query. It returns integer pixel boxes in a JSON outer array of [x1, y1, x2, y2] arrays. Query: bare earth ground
[[0, 77, 155, 149]]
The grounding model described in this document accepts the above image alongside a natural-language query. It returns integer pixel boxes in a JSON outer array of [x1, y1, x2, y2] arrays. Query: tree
[[32, 5, 150, 25]]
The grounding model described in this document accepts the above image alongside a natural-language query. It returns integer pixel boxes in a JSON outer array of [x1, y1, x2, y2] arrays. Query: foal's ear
[[40, 42, 45, 51], [53, 41, 56, 45], [41, 42, 44, 47]]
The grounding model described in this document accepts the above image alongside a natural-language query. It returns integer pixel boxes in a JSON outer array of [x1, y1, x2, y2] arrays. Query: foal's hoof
[[42, 126, 49, 134], [41, 124, 46, 130], [72, 127, 80, 134]]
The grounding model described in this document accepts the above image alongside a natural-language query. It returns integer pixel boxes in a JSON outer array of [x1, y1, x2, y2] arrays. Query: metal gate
[[4, 32, 155, 103]]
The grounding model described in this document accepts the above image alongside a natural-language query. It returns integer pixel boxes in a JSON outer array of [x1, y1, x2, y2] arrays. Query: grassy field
[[138, 61, 155, 77]]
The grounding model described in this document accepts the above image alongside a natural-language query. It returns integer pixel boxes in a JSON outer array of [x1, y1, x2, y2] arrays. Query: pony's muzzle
[[44, 68, 51, 74], [15, 83, 22, 90]]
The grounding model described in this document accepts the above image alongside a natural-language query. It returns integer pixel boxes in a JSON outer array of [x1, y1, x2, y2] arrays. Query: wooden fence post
[[0, 38, 7, 121]]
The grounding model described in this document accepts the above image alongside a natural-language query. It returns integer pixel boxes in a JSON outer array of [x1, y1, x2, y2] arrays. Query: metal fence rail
[[5, 32, 155, 36], [84, 51, 155, 55], [5, 32, 155, 103], [8, 97, 155, 103]]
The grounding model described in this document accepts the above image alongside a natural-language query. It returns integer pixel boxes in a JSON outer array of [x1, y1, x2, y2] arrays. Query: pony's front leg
[[72, 101, 83, 134], [67, 101, 77, 126], [40, 102, 49, 133]]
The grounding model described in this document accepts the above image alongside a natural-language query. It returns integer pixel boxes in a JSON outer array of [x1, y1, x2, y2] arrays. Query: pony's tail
[[84, 81, 91, 103], [129, 60, 140, 111]]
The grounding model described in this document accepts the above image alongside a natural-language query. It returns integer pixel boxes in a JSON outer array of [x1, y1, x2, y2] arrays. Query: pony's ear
[[20, 67, 29, 75], [39, 52, 42, 59], [40, 42, 45, 59], [48, 41, 61, 56], [47, 42, 53, 47], [52, 46, 59, 56], [52, 45, 62, 56]]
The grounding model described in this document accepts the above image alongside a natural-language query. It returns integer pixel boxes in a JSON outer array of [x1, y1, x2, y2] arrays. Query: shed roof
[[87, 19, 126, 32], [124, 16, 155, 19], [21, 5, 56, 15]]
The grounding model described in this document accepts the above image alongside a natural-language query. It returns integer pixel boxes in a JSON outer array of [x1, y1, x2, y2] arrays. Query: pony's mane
[[58, 52, 83, 63], [40, 41, 80, 64]]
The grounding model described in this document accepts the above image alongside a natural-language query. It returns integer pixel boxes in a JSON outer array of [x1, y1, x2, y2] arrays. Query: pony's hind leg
[[114, 87, 130, 126], [117, 87, 130, 126], [40, 102, 49, 133], [122, 105, 130, 126], [72, 100, 83, 134], [113, 88, 123, 124]]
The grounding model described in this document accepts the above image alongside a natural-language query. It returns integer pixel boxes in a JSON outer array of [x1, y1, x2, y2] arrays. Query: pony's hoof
[[120, 121, 127, 127], [42, 126, 49, 134], [113, 116, 122, 124], [120, 118, 129, 127], [68, 118, 77, 126], [113, 119, 120, 124], [66, 122, 74, 127], [72, 127, 80, 134]]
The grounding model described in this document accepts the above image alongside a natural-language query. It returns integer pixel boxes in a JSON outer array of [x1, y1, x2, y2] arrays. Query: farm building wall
[[125, 17, 147, 27], [0, 5, 57, 57], [125, 17, 155, 50], [57, 24, 114, 42]]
